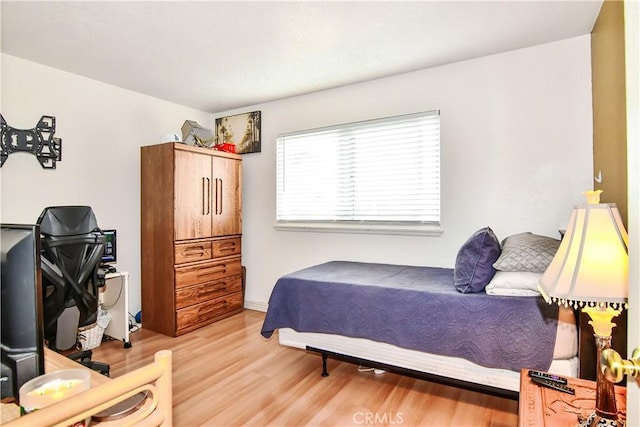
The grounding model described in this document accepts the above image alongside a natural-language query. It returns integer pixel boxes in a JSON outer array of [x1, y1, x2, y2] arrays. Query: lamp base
[[579, 411, 624, 427]]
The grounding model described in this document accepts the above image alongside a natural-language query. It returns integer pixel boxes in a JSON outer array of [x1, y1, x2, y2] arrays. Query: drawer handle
[[197, 285, 227, 297], [198, 299, 228, 315], [197, 265, 227, 278], [182, 246, 207, 256]]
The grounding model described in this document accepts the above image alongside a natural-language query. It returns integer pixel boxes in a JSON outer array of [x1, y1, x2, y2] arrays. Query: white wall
[[2, 35, 594, 319], [0, 53, 212, 316], [215, 35, 595, 310]]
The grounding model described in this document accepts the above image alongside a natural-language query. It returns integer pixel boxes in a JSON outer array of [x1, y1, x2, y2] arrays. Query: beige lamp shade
[[538, 200, 628, 309]]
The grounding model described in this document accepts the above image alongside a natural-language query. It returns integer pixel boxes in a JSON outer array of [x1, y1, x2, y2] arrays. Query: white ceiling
[[2, 1, 603, 114]]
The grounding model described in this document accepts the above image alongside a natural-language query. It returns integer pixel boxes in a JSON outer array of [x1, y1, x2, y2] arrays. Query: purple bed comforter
[[261, 261, 560, 372]]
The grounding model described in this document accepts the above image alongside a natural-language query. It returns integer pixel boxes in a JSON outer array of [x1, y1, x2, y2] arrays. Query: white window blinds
[[276, 110, 440, 233]]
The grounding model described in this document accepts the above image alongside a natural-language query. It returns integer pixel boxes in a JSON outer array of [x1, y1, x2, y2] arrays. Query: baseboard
[[244, 300, 268, 312]]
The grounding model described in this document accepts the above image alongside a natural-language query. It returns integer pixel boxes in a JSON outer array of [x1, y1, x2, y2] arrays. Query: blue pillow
[[454, 227, 501, 293]]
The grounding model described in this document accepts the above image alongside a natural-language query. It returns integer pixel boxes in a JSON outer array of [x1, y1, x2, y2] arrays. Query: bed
[[260, 229, 579, 398]]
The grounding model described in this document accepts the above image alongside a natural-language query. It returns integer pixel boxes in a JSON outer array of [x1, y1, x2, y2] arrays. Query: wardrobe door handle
[[214, 178, 222, 215], [201, 177, 206, 215], [207, 177, 211, 215], [218, 179, 223, 215], [214, 179, 218, 215]]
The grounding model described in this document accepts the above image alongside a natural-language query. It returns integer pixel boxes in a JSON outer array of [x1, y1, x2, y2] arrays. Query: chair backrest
[[36, 206, 105, 347], [38, 206, 100, 237]]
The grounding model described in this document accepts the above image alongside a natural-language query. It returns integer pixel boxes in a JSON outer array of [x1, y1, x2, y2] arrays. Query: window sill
[[274, 222, 443, 236]]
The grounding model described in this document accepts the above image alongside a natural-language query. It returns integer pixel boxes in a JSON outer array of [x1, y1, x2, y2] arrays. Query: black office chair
[[37, 206, 109, 376]]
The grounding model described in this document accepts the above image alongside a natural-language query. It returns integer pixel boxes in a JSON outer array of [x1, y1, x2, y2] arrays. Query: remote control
[[528, 370, 568, 384], [530, 376, 575, 394]]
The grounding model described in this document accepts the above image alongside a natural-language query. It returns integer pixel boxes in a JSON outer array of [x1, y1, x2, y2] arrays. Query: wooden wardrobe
[[140, 142, 243, 337]]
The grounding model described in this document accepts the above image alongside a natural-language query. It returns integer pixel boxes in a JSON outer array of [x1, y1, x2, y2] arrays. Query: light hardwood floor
[[91, 310, 518, 426]]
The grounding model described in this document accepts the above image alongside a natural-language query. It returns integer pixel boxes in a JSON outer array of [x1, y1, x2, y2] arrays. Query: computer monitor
[[101, 229, 117, 264], [1, 224, 45, 402]]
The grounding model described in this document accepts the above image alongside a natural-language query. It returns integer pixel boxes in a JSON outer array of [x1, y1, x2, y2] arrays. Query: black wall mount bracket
[[1, 114, 62, 169]]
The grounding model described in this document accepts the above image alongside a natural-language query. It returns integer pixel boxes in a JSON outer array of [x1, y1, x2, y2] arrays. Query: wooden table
[[45, 347, 111, 384], [2, 348, 156, 425], [519, 369, 627, 426], [1, 348, 110, 422]]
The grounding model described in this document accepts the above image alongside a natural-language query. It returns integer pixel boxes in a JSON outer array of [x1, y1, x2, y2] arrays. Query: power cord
[[101, 275, 124, 309], [128, 311, 140, 333], [358, 366, 386, 375]]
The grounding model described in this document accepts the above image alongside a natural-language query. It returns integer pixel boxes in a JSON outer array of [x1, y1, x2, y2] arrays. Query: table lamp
[[538, 190, 628, 427]]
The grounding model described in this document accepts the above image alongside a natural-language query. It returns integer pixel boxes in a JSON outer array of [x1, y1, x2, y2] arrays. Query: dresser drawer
[[175, 241, 213, 264], [212, 237, 241, 258], [175, 275, 242, 309], [176, 291, 243, 330], [175, 258, 241, 289]]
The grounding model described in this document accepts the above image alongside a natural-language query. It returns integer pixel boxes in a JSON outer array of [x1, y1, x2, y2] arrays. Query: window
[[276, 110, 441, 235]]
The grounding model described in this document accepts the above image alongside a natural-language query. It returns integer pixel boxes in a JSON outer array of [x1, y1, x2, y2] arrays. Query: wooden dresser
[[141, 142, 243, 336]]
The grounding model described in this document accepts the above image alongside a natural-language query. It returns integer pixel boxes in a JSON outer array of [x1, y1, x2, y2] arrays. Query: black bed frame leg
[[321, 352, 329, 377]]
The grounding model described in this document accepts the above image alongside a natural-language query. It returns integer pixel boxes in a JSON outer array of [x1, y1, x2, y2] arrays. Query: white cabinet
[[99, 271, 131, 348]]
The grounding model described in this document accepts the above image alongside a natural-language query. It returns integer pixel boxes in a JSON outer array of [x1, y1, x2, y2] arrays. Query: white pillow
[[485, 271, 542, 297]]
